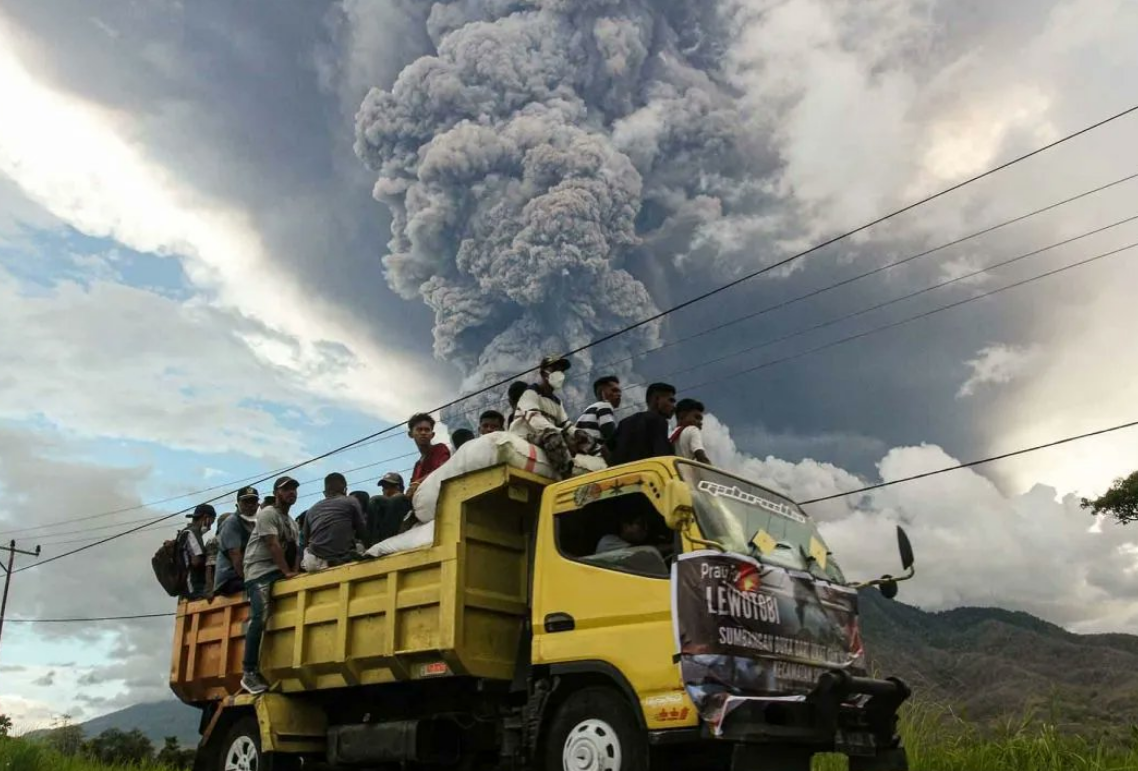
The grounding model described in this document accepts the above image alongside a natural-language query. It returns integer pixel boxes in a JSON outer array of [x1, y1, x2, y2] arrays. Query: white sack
[[364, 521, 435, 557]]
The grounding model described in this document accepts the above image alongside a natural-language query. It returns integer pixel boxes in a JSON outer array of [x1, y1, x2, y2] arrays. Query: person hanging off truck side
[[180, 504, 216, 600], [241, 475, 300, 695]]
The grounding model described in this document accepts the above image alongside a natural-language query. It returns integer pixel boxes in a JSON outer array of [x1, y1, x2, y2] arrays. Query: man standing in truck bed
[[609, 382, 677, 465], [241, 475, 300, 695]]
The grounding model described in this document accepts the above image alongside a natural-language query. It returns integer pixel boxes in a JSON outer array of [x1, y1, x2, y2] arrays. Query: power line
[[555, 102, 1138, 359], [674, 239, 1136, 395], [6, 452, 419, 543], [573, 170, 1138, 381], [0, 463, 293, 539], [637, 213, 1138, 387], [4, 612, 175, 623], [18, 103, 1138, 573], [800, 418, 1138, 505]]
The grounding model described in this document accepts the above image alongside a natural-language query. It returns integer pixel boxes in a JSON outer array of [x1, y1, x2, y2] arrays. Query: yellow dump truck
[[171, 459, 914, 771]]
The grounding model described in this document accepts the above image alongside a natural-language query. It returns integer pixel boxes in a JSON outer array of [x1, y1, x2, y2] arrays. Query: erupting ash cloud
[[355, 0, 750, 413]]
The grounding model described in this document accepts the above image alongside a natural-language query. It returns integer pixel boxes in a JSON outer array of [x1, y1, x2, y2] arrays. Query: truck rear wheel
[[544, 686, 647, 771], [218, 716, 300, 771]]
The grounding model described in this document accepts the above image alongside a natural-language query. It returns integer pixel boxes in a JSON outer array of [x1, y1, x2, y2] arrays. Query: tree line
[[0, 712, 195, 769]]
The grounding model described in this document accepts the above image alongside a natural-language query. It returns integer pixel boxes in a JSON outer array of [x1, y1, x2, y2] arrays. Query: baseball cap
[[236, 486, 259, 501], [378, 472, 405, 488], [539, 354, 571, 372], [273, 476, 300, 491], [187, 503, 217, 519]]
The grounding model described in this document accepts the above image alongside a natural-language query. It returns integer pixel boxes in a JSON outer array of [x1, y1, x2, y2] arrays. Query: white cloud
[[0, 694, 60, 733], [957, 343, 1040, 398], [0, 267, 310, 459], [702, 413, 1138, 633], [0, 14, 449, 422]]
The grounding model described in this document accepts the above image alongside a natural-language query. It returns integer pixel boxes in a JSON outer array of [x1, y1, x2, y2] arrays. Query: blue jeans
[[243, 570, 283, 674]]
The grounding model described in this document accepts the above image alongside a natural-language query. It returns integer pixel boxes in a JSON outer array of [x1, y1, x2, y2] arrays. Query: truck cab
[[173, 458, 911, 771]]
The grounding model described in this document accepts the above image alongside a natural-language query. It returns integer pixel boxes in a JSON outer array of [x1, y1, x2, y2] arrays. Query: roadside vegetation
[[5, 701, 1138, 770], [816, 701, 1138, 771]]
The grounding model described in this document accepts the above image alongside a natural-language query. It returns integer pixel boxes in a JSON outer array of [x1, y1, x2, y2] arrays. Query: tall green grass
[[814, 701, 1138, 771], [0, 739, 176, 771]]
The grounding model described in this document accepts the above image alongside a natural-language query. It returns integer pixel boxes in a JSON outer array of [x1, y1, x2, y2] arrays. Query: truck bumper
[[650, 671, 910, 771]]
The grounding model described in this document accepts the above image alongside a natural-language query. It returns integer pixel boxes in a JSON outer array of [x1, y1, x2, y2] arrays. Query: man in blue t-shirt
[[212, 486, 260, 596]]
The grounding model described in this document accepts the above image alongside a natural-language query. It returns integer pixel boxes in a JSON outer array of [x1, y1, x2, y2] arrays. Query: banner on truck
[[671, 550, 864, 733]]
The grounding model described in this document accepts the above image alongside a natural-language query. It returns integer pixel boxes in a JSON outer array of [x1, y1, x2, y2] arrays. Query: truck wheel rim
[[564, 718, 622, 771], [224, 736, 259, 771]]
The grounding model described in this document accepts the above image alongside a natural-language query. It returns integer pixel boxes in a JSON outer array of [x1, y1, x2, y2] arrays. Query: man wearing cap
[[241, 476, 301, 695], [510, 355, 575, 478], [180, 504, 216, 600], [368, 472, 412, 545], [212, 486, 260, 596]]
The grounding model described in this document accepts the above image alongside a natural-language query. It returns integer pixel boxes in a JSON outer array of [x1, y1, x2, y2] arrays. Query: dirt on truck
[[170, 459, 915, 771]]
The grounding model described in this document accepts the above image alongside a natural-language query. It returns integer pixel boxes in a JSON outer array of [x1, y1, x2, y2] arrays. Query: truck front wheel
[[544, 687, 647, 771], [218, 716, 299, 771]]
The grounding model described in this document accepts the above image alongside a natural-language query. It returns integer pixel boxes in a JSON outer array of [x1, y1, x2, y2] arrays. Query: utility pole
[[0, 539, 40, 659]]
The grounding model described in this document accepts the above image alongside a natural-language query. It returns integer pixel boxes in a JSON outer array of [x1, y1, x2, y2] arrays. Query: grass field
[[4, 701, 1138, 770], [813, 701, 1138, 771], [0, 738, 176, 770]]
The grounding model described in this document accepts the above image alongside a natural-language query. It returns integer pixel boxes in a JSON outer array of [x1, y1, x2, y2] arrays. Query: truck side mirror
[[897, 526, 914, 571], [662, 479, 694, 531]]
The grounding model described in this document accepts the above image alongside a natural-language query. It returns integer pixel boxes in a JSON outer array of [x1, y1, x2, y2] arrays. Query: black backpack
[[152, 530, 189, 597]]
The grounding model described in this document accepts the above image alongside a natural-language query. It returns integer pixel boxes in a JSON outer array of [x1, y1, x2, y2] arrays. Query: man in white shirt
[[671, 398, 711, 465], [511, 355, 575, 478]]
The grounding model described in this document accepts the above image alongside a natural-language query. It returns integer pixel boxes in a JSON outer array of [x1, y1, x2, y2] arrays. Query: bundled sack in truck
[[411, 432, 605, 527]]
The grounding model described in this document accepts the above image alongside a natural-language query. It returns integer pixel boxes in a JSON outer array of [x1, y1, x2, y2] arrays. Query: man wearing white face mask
[[510, 354, 575, 478]]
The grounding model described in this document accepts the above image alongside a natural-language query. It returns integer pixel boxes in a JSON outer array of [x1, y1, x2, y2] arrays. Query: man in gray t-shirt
[[241, 476, 300, 695], [302, 472, 367, 570]]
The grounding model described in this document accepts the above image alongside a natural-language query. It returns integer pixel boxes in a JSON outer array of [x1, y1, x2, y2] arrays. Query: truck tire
[[544, 686, 647, 771], [218, 716, 300, 771]]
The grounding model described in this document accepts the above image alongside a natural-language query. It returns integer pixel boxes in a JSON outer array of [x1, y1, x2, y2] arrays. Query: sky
[[2, 0, 1138, 732]]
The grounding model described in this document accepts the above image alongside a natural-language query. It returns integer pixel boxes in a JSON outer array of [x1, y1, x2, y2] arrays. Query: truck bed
[[170, 465, 550, 704]]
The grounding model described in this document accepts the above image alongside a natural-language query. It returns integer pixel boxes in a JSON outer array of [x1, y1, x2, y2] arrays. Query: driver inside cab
[[595, 511, 650, 553]]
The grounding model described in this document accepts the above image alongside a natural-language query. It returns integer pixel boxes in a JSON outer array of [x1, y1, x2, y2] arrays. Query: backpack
[[152, 530, 189, 597]]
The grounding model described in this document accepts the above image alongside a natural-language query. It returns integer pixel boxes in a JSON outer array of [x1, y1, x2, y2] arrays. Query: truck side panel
[[170, 466, 548, 704]]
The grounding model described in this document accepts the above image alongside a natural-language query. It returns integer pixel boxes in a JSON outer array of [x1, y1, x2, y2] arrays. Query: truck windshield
[[676, 463, 845, 583]]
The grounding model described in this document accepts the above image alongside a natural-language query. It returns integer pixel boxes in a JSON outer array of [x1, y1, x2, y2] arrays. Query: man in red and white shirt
[[670, 398, 711, 465], [407, 412, 451, 498]]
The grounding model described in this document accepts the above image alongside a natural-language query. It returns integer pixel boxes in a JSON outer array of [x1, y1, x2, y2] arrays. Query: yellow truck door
[[531, 465, 697, 729]]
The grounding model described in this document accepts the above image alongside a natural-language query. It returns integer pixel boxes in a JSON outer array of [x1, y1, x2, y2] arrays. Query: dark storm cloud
[[1, 0, 444, 363]]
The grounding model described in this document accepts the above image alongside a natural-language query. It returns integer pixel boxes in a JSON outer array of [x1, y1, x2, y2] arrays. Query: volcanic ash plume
[[355, 0, 748, 413]]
